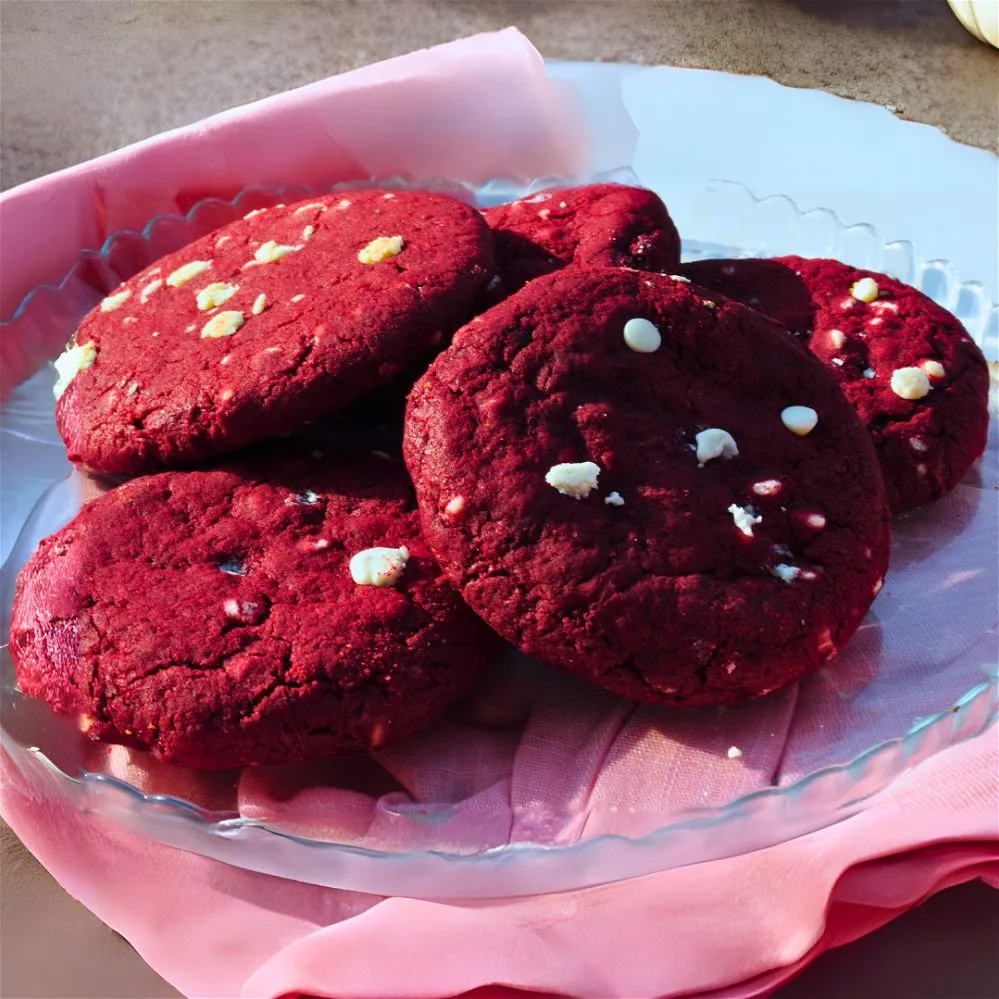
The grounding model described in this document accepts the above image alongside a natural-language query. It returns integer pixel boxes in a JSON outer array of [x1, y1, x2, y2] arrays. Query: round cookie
[[10, 449, 500, 768], [405, 267, 891, 707], [483, 183, 680, 298], [682, 256, 990, 512], [54, 189, 495, 475]]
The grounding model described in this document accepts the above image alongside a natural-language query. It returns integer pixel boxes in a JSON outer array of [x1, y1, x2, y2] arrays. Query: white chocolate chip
[[383, 193, 396, 200], [558, 201, 567, 208], [916, 463, 928, 477], [200, 310, 245, 339], [290, 294, 306, 303], [538, 209, 551, 219], [196, 282, 239, 311], [850, 277, 879, 303], [805, 513, 827, 530], [829, 329, 845, 349], [545, 461, 600, 499], [243, 207, 267, 220], [53, 341, 98, 399], [604, 491, 625, 506], [890, 366, 931, 400], [301, 225, 315, 241], [123, 317, 138, 325], [294, 202, 327, 215], [752, 479, 782, 497], [868, 317, 884, 327], [772, 563, 801, 583], [695, 428, 739, 464], [100, 289, 131, 312], [349, 546, 409, 587], [139, 278, 163, 303], [831, 358, 844, 366], [922, 359, 945, 380], [728, 503, 761, 537], [623, 317, 662, 353], [358, 235, 404, 264], [215, 235, 232, 250], [909, 436, 928, 453], [251, 293, 267, 315], [336, 199, 352, 210], [780, 405, 818, 436], [444, 496, 466, 518], [873, 577, 884, 595], [166, 260, 211, 287], [314, 539, 330, 551], [254, 241, 302, 264], [727, 746, 743, 759], [871, 300, 899, 313], [670, 274, 691, 283], [863, 368, 876, 379]]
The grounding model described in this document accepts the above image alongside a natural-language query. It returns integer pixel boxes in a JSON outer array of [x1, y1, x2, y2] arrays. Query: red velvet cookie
[[54, 189, 495, 475], [682, 257, 990, 512], [10, 449, 499, 768], [405, 267, 891, 708], [482, 183, 680, 297]]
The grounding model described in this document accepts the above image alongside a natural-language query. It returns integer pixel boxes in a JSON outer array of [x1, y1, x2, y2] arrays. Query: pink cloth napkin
[[1, 27, 997, 999], [2, 730, 996, 999]]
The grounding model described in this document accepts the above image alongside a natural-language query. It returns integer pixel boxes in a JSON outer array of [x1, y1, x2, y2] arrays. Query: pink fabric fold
[[2, 728, 996, 999]]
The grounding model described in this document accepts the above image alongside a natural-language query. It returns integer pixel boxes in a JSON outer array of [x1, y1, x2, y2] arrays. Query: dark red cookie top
[[682, 258, 815, 336], [405, 267, 891, 707], [681, 256, 990, 512], [10, 449, 498, 768], [55, 189, 495, 475], [482, 183, 680, 297]]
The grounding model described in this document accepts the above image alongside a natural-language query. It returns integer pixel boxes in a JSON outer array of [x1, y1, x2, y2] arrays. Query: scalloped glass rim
[[1, 174, 996, 899]]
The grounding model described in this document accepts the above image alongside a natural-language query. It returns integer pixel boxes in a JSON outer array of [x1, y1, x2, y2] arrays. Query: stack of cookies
[[11, 183, 989, 768]]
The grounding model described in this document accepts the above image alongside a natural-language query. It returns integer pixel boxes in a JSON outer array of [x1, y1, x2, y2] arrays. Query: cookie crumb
[[100, 289, 131, 312], [358, 235, 405, 264], [200, 311, 245, 339], [349, 546, 410, 587], [545, 461, 601, 499], [167, 260, 211, 287], [780, 405, 818, 436], [622, 317, 661, 353], [890, 366, 931, 400], [695, 428, 739, 464], [727, 746, 743, 759]]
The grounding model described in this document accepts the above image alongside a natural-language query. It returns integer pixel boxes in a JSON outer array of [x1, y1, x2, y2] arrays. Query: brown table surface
[[1, 2, 997, 997]]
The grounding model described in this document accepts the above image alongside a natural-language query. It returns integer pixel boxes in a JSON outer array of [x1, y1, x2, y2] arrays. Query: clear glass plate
[[1, 177, 996, 899]]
